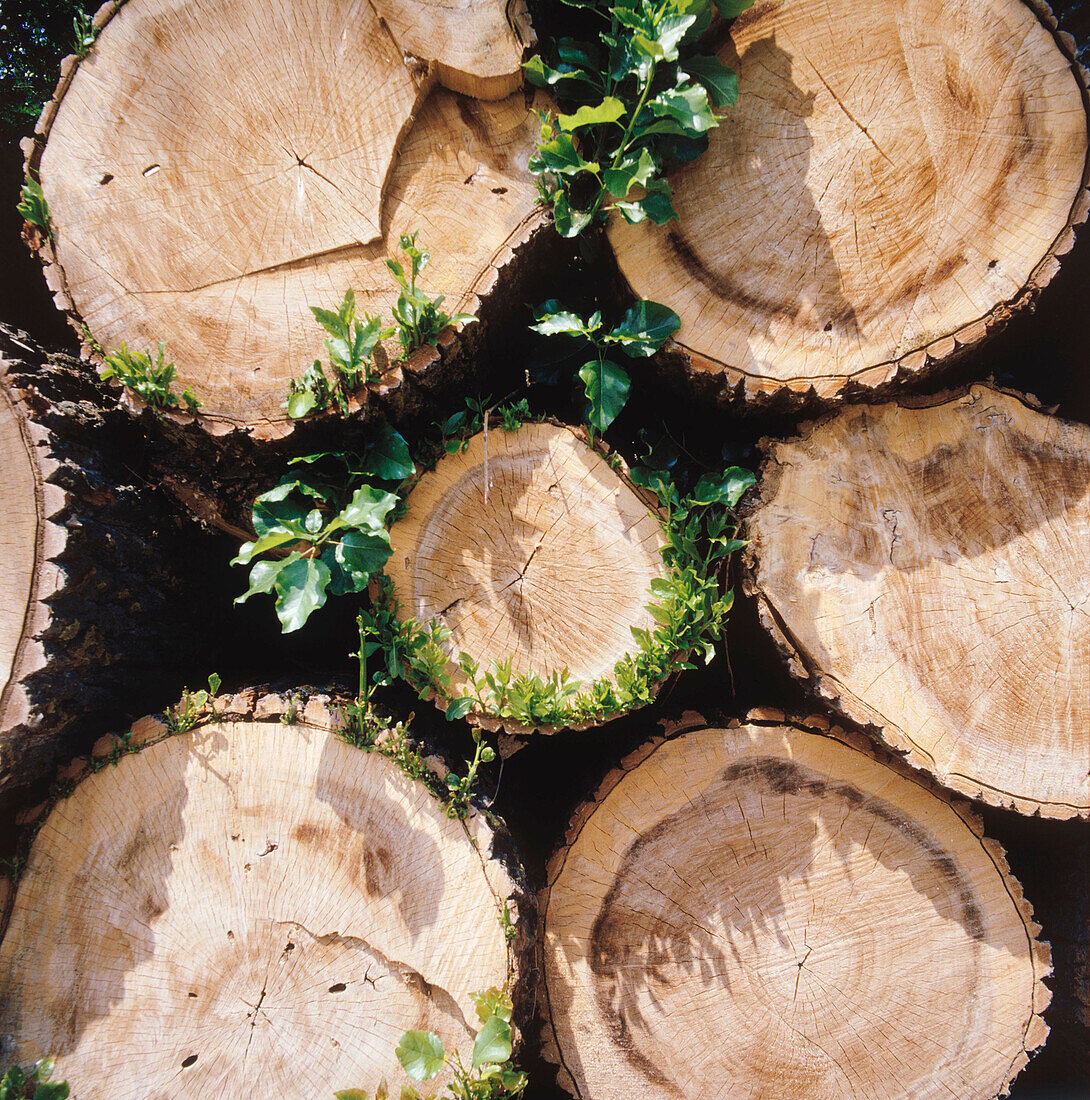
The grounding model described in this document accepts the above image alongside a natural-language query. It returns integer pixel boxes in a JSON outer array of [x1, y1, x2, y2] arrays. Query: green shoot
[[100, 342, 201, 413], [387, 232, 478, 354]]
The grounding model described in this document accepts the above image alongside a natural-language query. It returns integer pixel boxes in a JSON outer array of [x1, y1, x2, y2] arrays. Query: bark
[[742, 384, 1090, 819], [384, 421, 671, 733], [609, 0, 1090, 407], [0, 691, 532, 1098], [539, 712, 1052, 1100], [0, 326, 211, 795], [23, 0, 548, 435]]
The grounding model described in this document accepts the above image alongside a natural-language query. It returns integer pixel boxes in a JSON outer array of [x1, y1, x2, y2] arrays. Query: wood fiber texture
[[744, 386, 1090, 818], [541, 719, 1051, 1100], [0, 712, 521, 1097], [609, 0, 1090, 401], [385, 423, 669, 722], [28, 0, 543, 431]]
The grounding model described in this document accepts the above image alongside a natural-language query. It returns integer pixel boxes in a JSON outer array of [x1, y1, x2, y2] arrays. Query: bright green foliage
[[1, 1057, 70, 1099], [497, 399, 531, 432], [16, 178, 50, 235], [341, 988, 526, 1100], [530, 299, 680, 435], [233, 429, 414, 632], [525, 0, 754, 236], [163, 673, 221, 734], [71, 6, 96, 57], [387, 232, 478, 354], [285, 289, 393, 419], [100, 342, 201, 414]]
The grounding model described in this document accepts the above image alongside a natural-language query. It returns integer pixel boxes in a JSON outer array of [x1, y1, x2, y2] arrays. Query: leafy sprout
[[99, 342, 201, 413], [387, 231, 478, 354], [525, 0, 754, 236], [530, 298, 680, 436], [0, 1057, 69, 1100], [16, 178, 50, 236], [71, 6, 96, 57]]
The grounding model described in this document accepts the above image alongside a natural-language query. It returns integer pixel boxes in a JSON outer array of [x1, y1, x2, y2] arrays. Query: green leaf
[[647, 83, 718, 134], [713, 0, 756, 15], [533, 132, 596, 176], [231, 528, 299, 566], [614, 189, 679, 225], [396, 1031, 445, 1081], [580, 358, 630, 433], [235, 559, 288, 605], [252, 495, 308, 537], [336, 528, 392, 580], [558, 96, 626, 130], [333, 1091, 369, 1100], [470, 987, 513, 1025], [446, 697, 475, 721], [365, 424, 415, 481], [529, 302, 590, 338], [273, 555, 331, 633], [471, 1015, 513, 1068], [311, 306, 347, 339], [341, 485, 398, 531], [655, 13, 697, 60], [32, 1085, 70, 1100], [602, 148, 656, 200], [691, 466, 757, 507], [605, 301, 681, 357], [682, 55, 739, 108], [551, 191, 595, 238]]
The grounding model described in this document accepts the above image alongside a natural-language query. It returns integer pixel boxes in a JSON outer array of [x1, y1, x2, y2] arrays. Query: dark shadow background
[[0, 1, 1087, 1096]]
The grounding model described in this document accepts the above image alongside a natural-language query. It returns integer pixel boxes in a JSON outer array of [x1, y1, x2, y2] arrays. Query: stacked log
[[23, 0, 547, 434], [609, 0, 1090, 405], [0, 692, 530, 1096], [742, 386, 1090, 818], [540, 715, 1051, 1100], [384, 422, 671, 733]]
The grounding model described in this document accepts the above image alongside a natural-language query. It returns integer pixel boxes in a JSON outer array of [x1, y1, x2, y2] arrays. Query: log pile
[[2, 0, 1088, 1096]]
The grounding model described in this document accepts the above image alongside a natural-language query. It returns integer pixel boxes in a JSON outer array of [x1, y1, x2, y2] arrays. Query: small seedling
[[530, 299, 680, 436], [17, 178, 50, 239], [100, 342, 200, 413], [0, 1057, 70, 1099], [164, 673, 221, 733], [387, 231, 477, 354], [285, 289, 393, 418], [497, 399, 531, 432], [72, 7, 97, 58]]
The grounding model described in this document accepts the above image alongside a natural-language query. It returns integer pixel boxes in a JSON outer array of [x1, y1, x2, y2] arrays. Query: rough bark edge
[[0, 687, 538, 1040], [612, 0, 1090, 414], [385, 417, 689, 740], [19, 0, 547, 442], [739, 381, 1090, 821], [536, 707, 1053, 1100], [0, 348, 68, 743]]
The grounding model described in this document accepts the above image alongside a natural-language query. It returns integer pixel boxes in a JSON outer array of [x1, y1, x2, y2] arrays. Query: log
[[0, 326, 210, 794], [384, 422, 670, 732], [540, 714, 1051, 1100], [0, 692, 529, 1097], [24, 0, 545, 435], [742, 384, 1090, 819], [609, 0, 1090, 405]]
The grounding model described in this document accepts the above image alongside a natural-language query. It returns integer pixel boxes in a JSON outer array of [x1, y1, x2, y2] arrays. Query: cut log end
[[27, 0, 545, 432], [0, 696, 528, 1096], [609, 0, 1090, 403], [541, 718, 1051, 1100], [743, 384, 1090, 818], [385, 422, 670, 733]]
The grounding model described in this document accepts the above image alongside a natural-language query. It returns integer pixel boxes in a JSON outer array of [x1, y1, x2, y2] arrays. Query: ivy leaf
[[365, 424, 415, 481], [654, 13, 697, 60], [273, 555, 331, 633], [682, 55, 739, 108], [522, 54, 598, 92], [648, 83, 718, 135], [691, 466, 757, 507], [602, 147, 656, 199], [532, 131, 597, 176], [530, 301, 591, 338], [605, 301, 681, 357], [396, 1031, 445, 1081], [470, 988, 513, 1025], [614, 189, 679, 225], [231, 529, 299, 566], [579, 358, 631, 433], [558, 96, 626, 130], [341, 485, 398, 531], [471, 1015, 513, 1068], [551, 191, 595, 238], [445, 697, 475, 721]]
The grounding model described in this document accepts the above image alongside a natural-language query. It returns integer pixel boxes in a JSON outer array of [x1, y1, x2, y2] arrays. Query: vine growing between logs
[[525, 0, 754, 236]]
